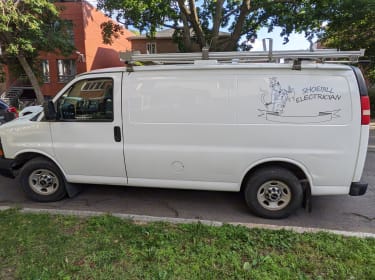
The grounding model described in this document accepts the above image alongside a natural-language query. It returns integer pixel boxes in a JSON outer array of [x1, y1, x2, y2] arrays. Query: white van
[[0, 51, 370, 219]]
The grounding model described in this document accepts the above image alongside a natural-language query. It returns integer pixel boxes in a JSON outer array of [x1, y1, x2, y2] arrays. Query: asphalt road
[[1, 130, 374, 234]]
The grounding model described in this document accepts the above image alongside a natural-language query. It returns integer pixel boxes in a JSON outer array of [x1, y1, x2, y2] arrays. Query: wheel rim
[[28, 169, 59, 196], [257, 180, 292, 211]]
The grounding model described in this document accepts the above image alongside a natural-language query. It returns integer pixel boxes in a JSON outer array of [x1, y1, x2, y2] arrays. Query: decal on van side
[[258, 77, 342, 123], [261, 77, 295, 114]]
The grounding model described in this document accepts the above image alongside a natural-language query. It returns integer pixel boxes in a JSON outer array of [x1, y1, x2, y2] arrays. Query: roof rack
[[120, 39, 365, 70], [120, 48, 365, 63]]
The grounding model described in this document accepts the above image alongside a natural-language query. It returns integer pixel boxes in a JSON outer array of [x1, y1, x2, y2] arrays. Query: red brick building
[[129, 29, 230, 54], [40, 0, 133, 96], [5, 0, 133, 100], [129, 29, 187, 54]]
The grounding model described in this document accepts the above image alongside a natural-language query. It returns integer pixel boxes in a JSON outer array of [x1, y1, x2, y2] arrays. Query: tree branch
[[162, 23, 182, 30], [223, 0, 297, 20], [211, 0, 225, 50], [17, 55, 44, 105], [180, 11, 193, 51], [226, 0, 251, 50], [188, 0, 206, 47], [177, 0, 206, 48], [222, 8, 240, 21], [177, 0, 190, 18]]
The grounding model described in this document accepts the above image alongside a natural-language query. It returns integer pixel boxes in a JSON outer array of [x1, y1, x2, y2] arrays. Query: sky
[[251, 27, 312, 51]]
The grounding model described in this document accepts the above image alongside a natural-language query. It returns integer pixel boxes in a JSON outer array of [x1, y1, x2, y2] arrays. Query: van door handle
[[114, 126, 121, 142]]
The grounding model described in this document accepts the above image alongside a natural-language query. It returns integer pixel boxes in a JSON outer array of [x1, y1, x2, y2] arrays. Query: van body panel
[[241, 157, 313, 186], [127, 178, 239, 191], [0, 119, 54, 160], [65, 175, 128, 186], [122, 67, 363, 194], [310, 185, 350, 195], [353, 125, 370, 181]]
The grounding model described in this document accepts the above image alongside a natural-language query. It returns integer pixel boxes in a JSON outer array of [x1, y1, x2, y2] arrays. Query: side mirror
[[43, 100, 57, 120]]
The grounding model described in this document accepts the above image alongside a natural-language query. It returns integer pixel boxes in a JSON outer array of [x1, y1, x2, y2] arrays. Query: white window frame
[[57, 59, 76, 83], [146, 42, 157, 54], [41, 60, 50, 83]]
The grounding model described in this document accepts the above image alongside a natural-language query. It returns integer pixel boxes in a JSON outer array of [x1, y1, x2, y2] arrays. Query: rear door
[[50, 72, 127, 185]]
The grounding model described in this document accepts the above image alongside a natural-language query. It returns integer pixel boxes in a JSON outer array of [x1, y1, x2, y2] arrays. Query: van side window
[[57, 78, 113, 122]]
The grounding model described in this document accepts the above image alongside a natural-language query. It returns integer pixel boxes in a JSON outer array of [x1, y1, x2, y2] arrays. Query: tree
[[318, 0, 375, 84], [98, 0, 338, 52], [0, 0, 75, 104]]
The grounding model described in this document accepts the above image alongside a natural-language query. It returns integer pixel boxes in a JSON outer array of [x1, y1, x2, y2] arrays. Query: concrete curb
[[1, 206, 374, 239]]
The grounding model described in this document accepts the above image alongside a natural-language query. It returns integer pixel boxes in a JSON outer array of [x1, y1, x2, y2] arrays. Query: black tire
[[18, 157, 67, 202], [244, 167, 303, 219]]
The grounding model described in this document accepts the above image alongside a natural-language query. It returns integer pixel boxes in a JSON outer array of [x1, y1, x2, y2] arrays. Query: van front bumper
[[0, 158, 15, 178], [349, 182, 368, 196]]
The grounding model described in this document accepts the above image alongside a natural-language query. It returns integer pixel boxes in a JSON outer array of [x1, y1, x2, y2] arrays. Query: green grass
[[0, 209, 374, 280]]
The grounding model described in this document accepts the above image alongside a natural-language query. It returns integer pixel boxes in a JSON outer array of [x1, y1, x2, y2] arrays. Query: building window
[[41, 60, 50, 83], [53, 20, 74, 46], [57, 59, 76, 83], [146, 42, 157, 54]]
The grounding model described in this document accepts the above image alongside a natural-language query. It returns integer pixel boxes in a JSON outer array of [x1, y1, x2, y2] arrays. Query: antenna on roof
[[262, 38, 274, 62]]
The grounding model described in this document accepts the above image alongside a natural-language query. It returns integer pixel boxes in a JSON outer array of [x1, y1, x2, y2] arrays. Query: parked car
[[0, 99, 18, 125], [18, 105, 43, 117]]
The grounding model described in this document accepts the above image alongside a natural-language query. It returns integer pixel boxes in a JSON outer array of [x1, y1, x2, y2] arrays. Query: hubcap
[[29, 169, 59, 196], [257, 180, 292, 211]]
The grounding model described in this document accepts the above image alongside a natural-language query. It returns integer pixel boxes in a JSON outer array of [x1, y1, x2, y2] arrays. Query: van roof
[[80, 62, 352, 77]]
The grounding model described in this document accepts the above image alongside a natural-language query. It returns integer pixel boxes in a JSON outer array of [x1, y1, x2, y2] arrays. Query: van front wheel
[[244, 167, 303, 219], [19, 158, 67, 202]]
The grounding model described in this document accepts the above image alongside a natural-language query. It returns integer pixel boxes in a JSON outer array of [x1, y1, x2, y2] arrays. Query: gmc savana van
[[0, 50, 370, 219]]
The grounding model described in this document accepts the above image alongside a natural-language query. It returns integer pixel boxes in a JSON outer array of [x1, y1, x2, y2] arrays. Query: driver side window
[[57, 78, 113, 122]]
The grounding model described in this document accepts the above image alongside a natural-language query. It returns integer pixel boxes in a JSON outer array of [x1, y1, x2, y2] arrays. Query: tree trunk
[[177, 0, 206, 49], [222, 0, 252, 51], [17, 55, 44, 105], [187, 0, 206, 48], [211, 0, 225, 50], [180, 12, 193, 51]]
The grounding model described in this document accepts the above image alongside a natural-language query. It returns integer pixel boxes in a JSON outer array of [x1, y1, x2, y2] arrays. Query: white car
[[18, 105, 43, 117]]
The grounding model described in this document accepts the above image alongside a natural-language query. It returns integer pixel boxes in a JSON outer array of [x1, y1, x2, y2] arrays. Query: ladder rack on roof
[[120, 48, 365, 67]]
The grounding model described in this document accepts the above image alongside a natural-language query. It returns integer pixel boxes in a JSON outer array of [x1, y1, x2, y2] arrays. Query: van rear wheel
[[19, 158, 67, 202], [244, 167, 303, 219]]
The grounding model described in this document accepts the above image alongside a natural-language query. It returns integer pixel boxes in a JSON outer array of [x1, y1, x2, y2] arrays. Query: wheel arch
[[13, 151, 66, 178], [240, 159, 312, 193]]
